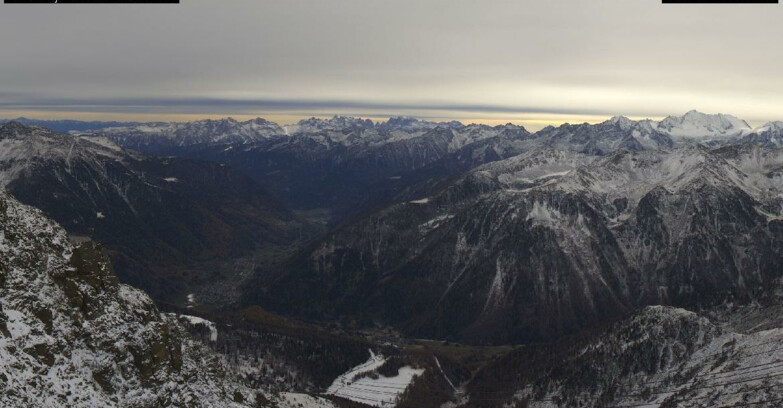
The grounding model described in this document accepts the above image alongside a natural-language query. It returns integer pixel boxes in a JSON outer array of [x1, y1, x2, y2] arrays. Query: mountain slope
[[248, 144, 783, 345], [464, 305, 783, 408], [0, 190, 262, 407], [0, 122, 311, 301], [533, 115, 673, 154], [741, 121, 783, 148]]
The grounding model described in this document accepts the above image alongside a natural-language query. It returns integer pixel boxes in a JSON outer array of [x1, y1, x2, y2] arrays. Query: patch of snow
[[756, 207, 783, 222], [419, 214, 454, 234], [186, 293, 196, 309], [80, 136, 123, 152], [326, 350, 424, 407], [526, 202, 562, 225], [176, 315, 218, 342], [277, 393, 337, 408]]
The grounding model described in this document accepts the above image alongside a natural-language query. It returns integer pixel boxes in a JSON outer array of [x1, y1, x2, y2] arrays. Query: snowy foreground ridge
[[326, 350, 424, 407], [0, 190, 259, 407]]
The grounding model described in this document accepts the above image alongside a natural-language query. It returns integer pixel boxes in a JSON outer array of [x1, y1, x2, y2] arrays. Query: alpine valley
[[4, 111, 783, 407]]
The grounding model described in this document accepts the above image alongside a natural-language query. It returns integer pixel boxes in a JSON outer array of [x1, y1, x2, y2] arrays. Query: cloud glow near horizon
[[1, 0, 781, 130]]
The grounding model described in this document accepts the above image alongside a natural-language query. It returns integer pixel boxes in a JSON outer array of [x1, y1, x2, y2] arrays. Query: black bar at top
[[663, 0, 777, 3], [5, 0, 179, 3]]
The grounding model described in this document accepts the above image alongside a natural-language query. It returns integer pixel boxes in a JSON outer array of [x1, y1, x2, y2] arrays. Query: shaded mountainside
[[0, 122, 313, 300], [248, 144, 783, 345], [0, 190, 262, 407], [203, 123, 535, 221], [463, 305, 783, 408], [84, 116, 534, 222]]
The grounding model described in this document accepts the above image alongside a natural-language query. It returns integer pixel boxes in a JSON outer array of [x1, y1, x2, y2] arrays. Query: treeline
[[166, 304, 373, 393]]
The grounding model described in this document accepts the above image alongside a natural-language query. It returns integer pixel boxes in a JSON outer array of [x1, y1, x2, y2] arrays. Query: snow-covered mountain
[[0, 117, 149, 133], [281, 115, 464, 135], [251, 142, 783, 344], [532, 115, 673, 154], [742, 121, 783, 148], [533, 110, 756, 151], [283, 116, 376, 134], [77, 111, 768, 223], [76, 117, 285, 155], [70, 110, 771, 153], [0, 190, 263, 407], [81, 115, 466, 153], [655, 110, 752, 141]]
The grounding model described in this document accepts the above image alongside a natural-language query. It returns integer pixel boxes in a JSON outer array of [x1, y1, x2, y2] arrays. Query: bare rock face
[[0, 191, 261, 407]]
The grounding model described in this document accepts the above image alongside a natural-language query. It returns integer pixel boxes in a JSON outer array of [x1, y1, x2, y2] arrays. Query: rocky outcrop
[[0, 190, 263, 407]]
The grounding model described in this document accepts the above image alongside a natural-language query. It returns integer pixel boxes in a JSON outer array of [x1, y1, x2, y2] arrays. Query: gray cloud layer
[[1, 0, 782, 124]]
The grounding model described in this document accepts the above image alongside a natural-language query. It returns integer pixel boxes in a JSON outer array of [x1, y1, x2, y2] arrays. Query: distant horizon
[[3, 0, 783, 133], [0, 109, 776, 132]]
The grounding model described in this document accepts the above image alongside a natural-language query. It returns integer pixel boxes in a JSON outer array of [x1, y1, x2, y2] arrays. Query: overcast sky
[[1, 0, 781, 129]]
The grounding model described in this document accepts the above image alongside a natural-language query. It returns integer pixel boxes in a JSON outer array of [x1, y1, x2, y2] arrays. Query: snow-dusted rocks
[[742, 121, 783, 148], [174, 315, 218, 342], [466, 305, 783, 408], [0, 191, 260, 407]]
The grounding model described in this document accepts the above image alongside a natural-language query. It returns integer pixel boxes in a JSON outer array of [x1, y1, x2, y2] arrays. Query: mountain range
[[73, 111, 780, 223], [227, 112, 783, 345], [77, 116, 533, 222], [6, 110, 783, 407]]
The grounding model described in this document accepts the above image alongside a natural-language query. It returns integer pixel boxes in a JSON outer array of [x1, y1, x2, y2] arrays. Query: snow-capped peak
[[607, 115, 632, 124], [605, 116, 637, 130], [754, 121, 783, 133], [656, 110, 751, 140]]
